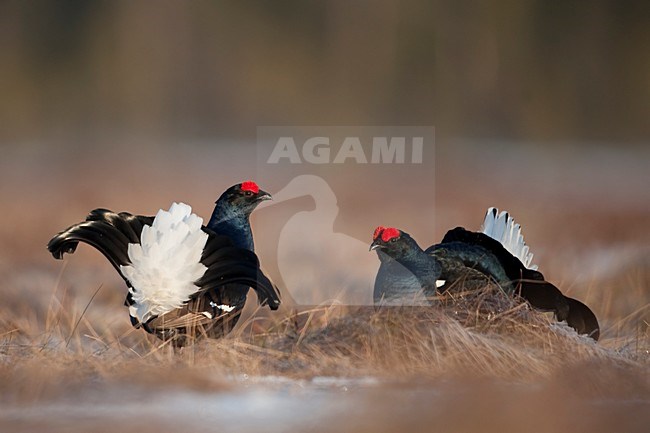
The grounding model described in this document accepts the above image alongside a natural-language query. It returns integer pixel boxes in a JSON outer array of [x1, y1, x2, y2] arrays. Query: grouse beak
[[369, 241, 385, 251], [257, 190, 273, 202]]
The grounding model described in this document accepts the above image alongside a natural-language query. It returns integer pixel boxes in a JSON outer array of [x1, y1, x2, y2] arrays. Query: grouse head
[[216, 181, 272, 216], [369, 226, 422, 260]]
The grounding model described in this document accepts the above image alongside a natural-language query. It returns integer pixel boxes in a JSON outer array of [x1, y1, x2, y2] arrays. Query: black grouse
[[371, 227, 443, 305], [204, 180, 273, 334], [47, 181, 280, 345], [370, 208, 599, 340]]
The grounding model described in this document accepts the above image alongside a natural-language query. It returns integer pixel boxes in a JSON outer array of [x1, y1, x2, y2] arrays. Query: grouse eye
[[390, 237, 398, 242], [244, 191, 253, 196]]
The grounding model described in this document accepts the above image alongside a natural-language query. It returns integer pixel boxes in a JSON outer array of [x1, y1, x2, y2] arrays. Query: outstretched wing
[[47, 209, 154, 280], [436, 225, 599, 340], [48, 205, 281, 329]]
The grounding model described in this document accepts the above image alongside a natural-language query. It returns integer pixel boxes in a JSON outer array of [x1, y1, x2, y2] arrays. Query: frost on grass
[[241, 283, 630, 380], [0, 278, 647, 403]]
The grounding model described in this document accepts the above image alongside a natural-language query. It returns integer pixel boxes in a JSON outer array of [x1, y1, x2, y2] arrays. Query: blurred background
[[1, 0, 649, 144], [0, 0, 648, 334], [0, 3, 649, 430]]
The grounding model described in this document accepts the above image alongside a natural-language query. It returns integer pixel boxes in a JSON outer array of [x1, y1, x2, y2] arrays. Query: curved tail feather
[[47, 210, 147, 279], [516, 279, 570, 320], [86, 209, 154, 243], [518, 280, 599, 341], [565, 296, 600, 341], [48, 206, 281, 323], [441, 226, 599, 341]]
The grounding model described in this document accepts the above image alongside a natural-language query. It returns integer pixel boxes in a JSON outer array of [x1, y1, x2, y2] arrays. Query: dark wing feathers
[[47, 210, 150, 278], [47, 209, 281, 322], [196, 241, 281, 310], [438, 226, 599, 340], [199, 233, 244, 266], [85, 209, 154, 243], [439, 227, 542, 282]]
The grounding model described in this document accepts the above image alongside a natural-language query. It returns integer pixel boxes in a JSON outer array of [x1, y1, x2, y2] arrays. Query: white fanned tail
[[481, 207, 537, 270], [121, 202, 209, 323]]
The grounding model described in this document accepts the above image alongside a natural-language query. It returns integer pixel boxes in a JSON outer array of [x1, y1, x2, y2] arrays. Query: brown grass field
[[0, 143, 648, 432]]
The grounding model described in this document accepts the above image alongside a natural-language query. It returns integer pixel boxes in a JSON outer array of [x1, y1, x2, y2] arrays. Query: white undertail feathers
[[121, 202, 209, 323], [481, 207, 537, 270]]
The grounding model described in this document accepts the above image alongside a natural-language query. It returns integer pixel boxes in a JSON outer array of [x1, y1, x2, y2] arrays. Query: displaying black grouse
[[370, 208, 600, 340], [204, 180, 273, 334], [371, 227, 443, 305], [47, 181, 280, 345]]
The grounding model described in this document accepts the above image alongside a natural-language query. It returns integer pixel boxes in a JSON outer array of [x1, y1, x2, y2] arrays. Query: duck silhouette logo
[[262, 174, 409, 306]]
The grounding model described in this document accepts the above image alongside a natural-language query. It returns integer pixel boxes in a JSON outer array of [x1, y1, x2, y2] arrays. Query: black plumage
[[47, 185, 279, 345], [203, 181, 273, 334], [371, 213, 600, 341], [371, 230, 441, 305], [431, 226, 598, 339]]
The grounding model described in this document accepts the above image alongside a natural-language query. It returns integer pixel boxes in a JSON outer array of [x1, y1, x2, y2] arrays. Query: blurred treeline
[[0, 0, 648, 145]]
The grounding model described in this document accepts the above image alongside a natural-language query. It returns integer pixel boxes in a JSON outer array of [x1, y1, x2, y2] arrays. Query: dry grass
[[1, 272, 648, 432], [0, 147, 648, 432], [241, 286, 614, 378], [1, 274, 647, 397]]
